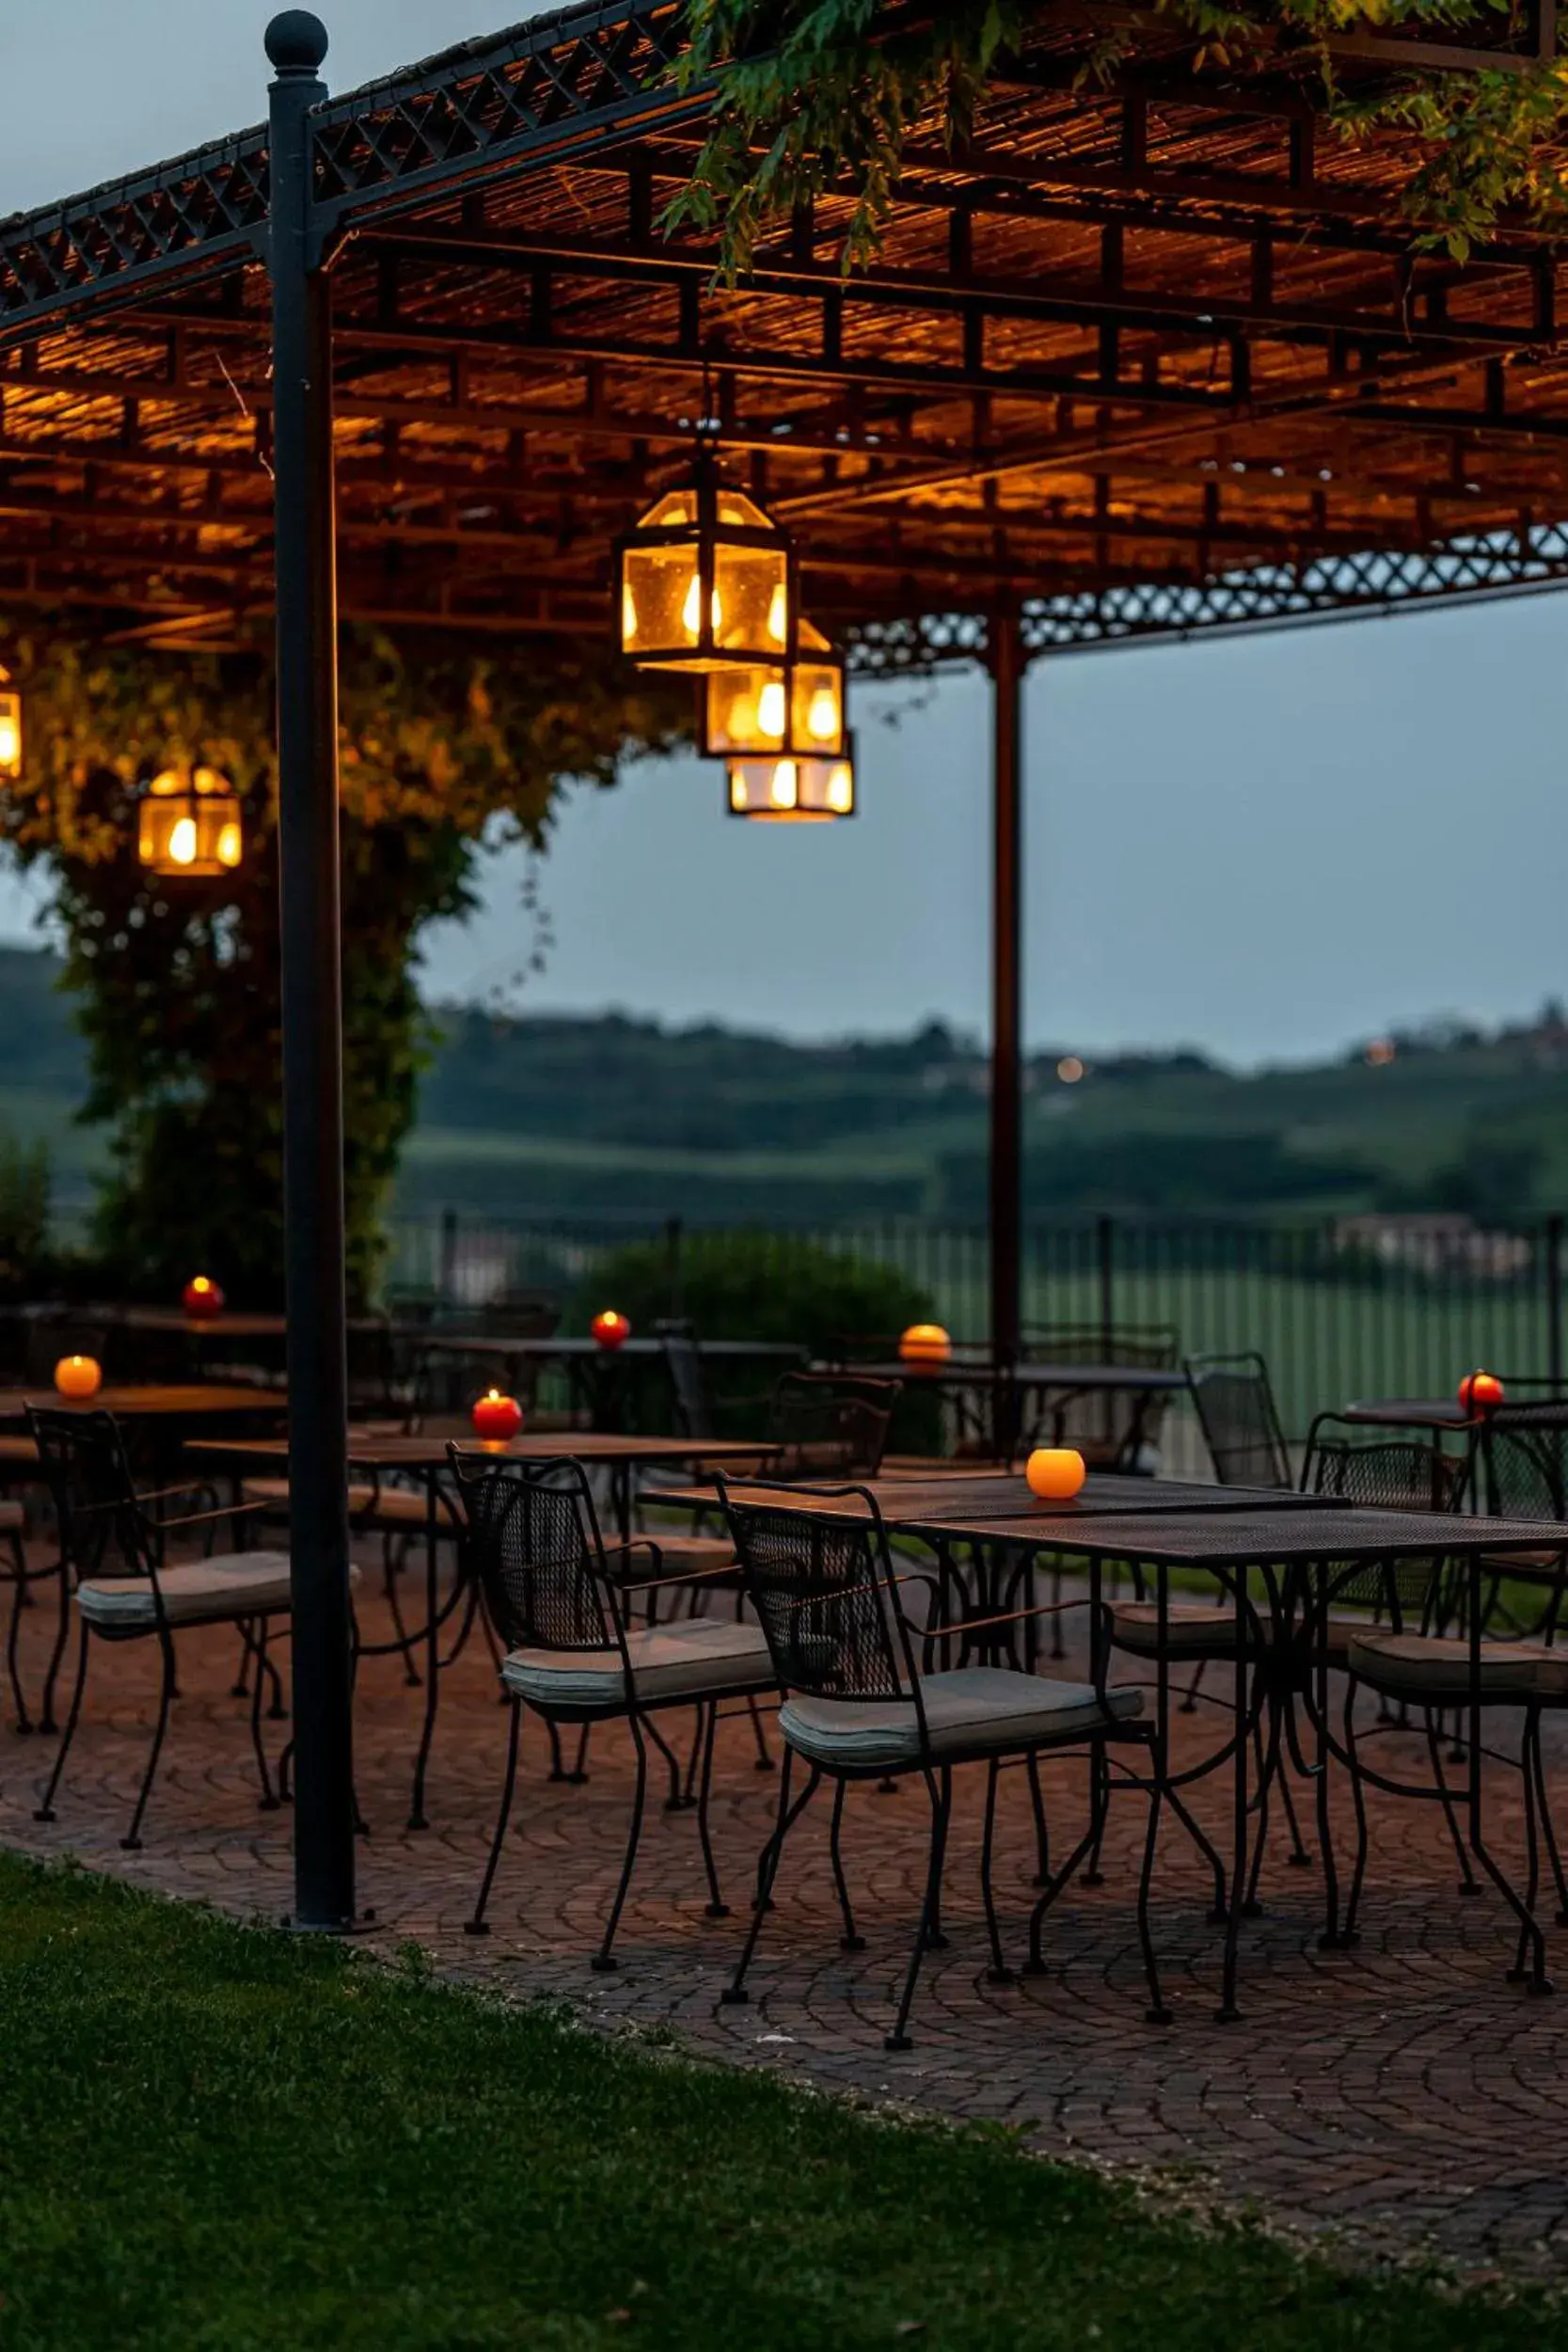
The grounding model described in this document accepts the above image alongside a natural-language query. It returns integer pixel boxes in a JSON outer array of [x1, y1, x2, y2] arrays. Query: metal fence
[[387, 1208, 1565, 1440]]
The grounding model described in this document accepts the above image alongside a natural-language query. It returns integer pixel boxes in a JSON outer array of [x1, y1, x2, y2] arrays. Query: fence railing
[[387, 1208, 1566, 1440]]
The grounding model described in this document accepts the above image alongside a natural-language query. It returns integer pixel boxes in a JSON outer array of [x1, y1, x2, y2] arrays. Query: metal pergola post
[[267, 9, 356, 1930], [989, 606, 1024, 1436]]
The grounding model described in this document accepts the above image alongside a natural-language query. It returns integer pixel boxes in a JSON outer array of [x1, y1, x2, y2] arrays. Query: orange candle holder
[[472, 1389, 523, 1442], [591, 1310, 631, 1351], [182, 1275, 225, 1321], [54, 1355, 103, 1401], [1025, 1447, 1086, 1502], [898, 1323, 952, 1368], [1458, 1369, 1505, 1414]]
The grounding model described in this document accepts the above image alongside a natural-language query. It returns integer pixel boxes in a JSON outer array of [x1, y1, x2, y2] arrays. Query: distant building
[[1333, 1213, 1531, 1281]]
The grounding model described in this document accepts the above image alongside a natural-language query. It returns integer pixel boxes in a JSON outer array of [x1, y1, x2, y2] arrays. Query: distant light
[[1057, 1056, 1085, 1084], [1366, 1038, 1397, 1067]]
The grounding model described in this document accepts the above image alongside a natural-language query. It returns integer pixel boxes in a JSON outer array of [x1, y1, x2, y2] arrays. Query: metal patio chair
[[26, 1406, 312, 1848], [716, 1478, 1165, 2049], [449, 1447, 777, 1969], [1020, 1322, 1180, 1473], [1186, 1351, 1292, 1488]]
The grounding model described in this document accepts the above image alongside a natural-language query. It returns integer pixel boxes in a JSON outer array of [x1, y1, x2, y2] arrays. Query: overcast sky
[[3, 1, 1565, 1067]]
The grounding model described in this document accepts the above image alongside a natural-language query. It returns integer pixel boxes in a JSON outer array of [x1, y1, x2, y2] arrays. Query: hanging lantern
[[726, 737, 857, 823], [137, 764, 244, 878], [0, 667, 22, 782], [701, 617, 847, 760], [616, 452, 796, 674]]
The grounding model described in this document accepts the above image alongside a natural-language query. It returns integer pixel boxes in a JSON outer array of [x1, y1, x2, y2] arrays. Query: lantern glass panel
[[712, 542, 789, 657], [138, 770, 244, 877], [726, 745, 855, 821], [0, 688, 21, 780]]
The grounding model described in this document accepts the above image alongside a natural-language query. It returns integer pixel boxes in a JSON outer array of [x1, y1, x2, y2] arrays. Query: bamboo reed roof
[[4, 0, 1568, 664]]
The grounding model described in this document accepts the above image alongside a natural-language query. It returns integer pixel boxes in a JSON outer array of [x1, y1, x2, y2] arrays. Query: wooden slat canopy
[[2, 0, 1568, 663]]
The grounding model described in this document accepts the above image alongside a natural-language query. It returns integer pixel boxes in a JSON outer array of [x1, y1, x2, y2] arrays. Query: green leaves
[[672, 0, 1568, 271]]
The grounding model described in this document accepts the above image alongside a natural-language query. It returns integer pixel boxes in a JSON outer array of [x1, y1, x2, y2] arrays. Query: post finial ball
[[265, 10, 329, 72]]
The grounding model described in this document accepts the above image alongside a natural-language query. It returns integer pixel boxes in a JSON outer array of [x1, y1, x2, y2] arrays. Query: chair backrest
[[1300, 1414, 1467, 1622], [657, 1320, 718, 1441], [26, 1407, 153, 1585], [720, 1483, 914, 1706], [1186, 1351, 1291, 1487], [766, 1374, 901, 1480], [447, 1450, 617, 1656], [1480, 1405, 1568, 1521]]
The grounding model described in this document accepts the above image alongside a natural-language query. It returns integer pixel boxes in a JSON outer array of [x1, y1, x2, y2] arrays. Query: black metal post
[[989, 608, 1024, 1446], [267, 10, 355, 1929], [1548, 1212, 1564, 1389]]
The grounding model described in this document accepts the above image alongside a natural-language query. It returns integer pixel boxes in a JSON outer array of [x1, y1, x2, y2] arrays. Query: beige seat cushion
[[1478, 1547, 1566, 1586], [0, 1437, 40, 1470], [1348, 1630, 1568, 1700], [779, 1667, 1142, 1773], [78, 1549, 332, 1630], [242, 1477, 451, 1531], [641, 1532, 739, 1577], [0, 1500, 22, 1534], [1111, 1601, 1272, 1658], [500, 1615, 773, 1712]]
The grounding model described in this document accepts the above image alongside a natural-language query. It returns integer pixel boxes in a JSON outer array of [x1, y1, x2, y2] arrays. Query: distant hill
[[3, 942, 1567, 1225]]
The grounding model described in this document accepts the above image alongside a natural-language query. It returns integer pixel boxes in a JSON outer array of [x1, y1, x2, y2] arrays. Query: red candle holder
[[182, 1275, 225, 1321], [1458, 1369, 1505, 1415], [471, 1389, 523, 1442], [592, 1310, 631, 1351]]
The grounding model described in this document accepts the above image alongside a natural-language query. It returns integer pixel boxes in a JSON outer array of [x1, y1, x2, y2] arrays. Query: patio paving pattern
[[4, 1543, 1568, 2282]]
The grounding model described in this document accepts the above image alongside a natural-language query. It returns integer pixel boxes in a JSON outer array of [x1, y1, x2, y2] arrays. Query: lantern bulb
[[168, 816, 198, 866], [769, 759, 799, 811], [621, 583, 638, 644], [681, 573, 721, 639], [0, 713, 19, 775], [827, 762, 854, 814], [757, 681, 786, 739], [767, 582, 788, 645], [216, 821, 242, 868], [729, 771, 748, 811], [808, 687, 839, 741]]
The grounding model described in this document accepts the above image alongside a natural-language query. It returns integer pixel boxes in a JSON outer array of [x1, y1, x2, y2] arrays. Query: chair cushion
[[242, 1477, 447, 1530], [1478, 1547, 1566, 1585], [500, 1615, 774, 1712], [77, 1549, 316, 1630], [1111, 1601, 1271, 1658], [642, 1533, 740, 1577], [778, 1667, 1142, 1772], [0, 1437, 40, 1470], [0, 1499, 21, 1534], [1347, 1630, 1568, 1700]]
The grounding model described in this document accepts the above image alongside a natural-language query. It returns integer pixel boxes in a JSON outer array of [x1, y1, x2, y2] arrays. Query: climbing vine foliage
[[669, 0, 1568, 266], [0, 630, 684, 1307]]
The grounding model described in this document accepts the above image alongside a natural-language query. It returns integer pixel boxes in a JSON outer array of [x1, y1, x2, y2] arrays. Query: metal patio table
[[708, 1476, 1568, 2018], [188, 1430, 767, 1828], [418, 1332, 807, 1429], [828, 1359, 1188, 1463]]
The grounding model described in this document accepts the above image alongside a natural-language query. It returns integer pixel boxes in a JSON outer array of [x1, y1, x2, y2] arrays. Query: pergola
[[4, 0, 1568, 1926]]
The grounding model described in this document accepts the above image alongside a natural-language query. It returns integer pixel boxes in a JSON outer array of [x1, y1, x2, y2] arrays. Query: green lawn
[[0, 1855, 1559, 2349]]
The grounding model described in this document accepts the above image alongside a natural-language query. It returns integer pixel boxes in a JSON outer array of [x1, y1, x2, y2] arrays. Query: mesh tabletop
[[0, 1384, 286, 1422], [931, 1507, 1568, 1564], [682, 1473, 1341, 1527], [419, 1334, 803, 1360], [184, 1432, 768, 1470], [837, 1360, 1187, 1392], [1342, 1398, 1475, 1430]]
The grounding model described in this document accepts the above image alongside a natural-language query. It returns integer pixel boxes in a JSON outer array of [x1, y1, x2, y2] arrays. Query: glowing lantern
[[726, 739, 857, 824], [0, 668, 23, 781], [1458, 1369, 1506, 1414], [592, 1310, 632, 1351], [1025, 1447, 1086, 1502], [54, 1355, 103, 1401], [702, 618, 847, 761], [472, 1389, 524, 1441], [182, 1275, 226, 1321], [899, 1324, 953, 1368], [137, 765, 245, 878], [616, 453, 796, 674]]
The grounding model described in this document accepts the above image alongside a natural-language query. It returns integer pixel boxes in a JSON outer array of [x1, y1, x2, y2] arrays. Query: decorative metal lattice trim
[[0, 132, 270, 330], [845, 525, 1568, 672]]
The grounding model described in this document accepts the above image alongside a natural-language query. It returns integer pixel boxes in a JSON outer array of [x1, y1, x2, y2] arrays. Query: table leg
[[1218, 1563, 1248, 2023], [408, 1473, 440, 1831], [1315, 1559, 1341, 1947]]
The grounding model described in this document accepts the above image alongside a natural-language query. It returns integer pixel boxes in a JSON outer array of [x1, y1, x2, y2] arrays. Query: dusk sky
[[3, 0, 1565, 1067]]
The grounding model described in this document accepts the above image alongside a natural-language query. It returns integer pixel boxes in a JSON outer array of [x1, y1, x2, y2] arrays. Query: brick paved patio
[[4, 1536, 1567, 2282]]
